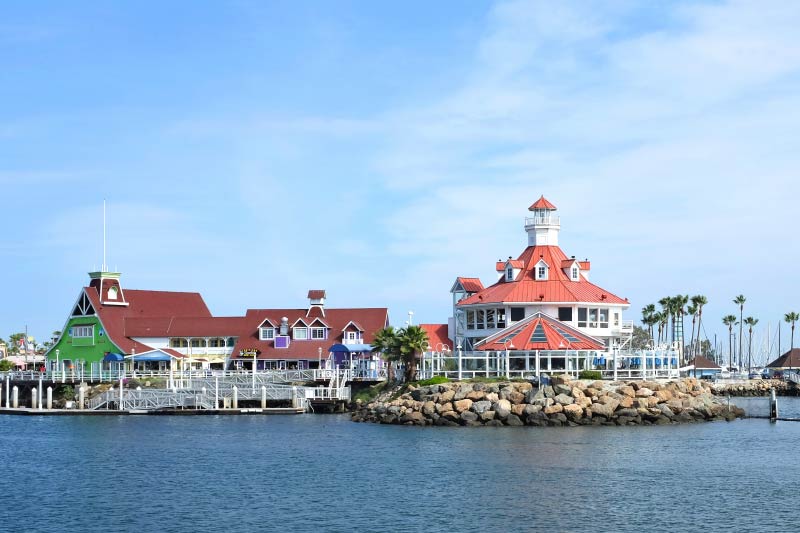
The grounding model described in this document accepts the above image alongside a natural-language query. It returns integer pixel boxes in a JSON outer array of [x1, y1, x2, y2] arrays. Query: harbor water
[[3, 398, 800, 532]]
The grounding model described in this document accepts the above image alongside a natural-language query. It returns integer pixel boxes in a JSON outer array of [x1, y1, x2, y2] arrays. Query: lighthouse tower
[[525, 195, 560, 246]]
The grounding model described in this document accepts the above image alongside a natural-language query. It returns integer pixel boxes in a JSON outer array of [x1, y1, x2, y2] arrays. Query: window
[[578, 308, 587, 328], [486, 308, 495, 329], [107, 286, 118, 300], [496, 308, 506, 328], [191, 339, 206, 348], [530, 324, 547, 343], [614, 312, 619, 327], [506, 266, 514, 281], [209, 338, 226, 347], [466, 310, 476, 330], [476, 309, 485, 330], [346, 331, 361, 341], [599, 308, 609, 328], [510, 307, 525, 322], [589, 308, 598, 328], [293, 327, 308, 340], [558, 307, 573, 321], [170, 338, 188, 348], [260, 327, 275, 341], [537, 266, 547, 280], [72, 326, 93, 338], [571, 267, 579, 280], [311, 327, 327, 340]]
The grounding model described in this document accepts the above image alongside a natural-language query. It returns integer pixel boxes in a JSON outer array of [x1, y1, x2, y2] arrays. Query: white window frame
[[311, 327, 327, 340], [505, 266, 514, 281], [346, 331, 362, 342], [293, 327, 308, 340], [72, 325, 93, 338], [260, 327, 275, 341], [571, 266, 579, 280]]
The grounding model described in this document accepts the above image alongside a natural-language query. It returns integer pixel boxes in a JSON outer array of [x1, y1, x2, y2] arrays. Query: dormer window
[[571, 266, 579, 280], [260, 327, 275, 341], [107, 286, 118, 300], [535, 260, 549, 280], [293, 327, 308, 340], [505, 266, 514, 282]]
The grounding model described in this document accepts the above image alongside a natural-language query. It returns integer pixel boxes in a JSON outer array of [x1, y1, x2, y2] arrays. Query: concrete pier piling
[[12, 386, 18, 408], [232, 386, 238, 409], [31, 387, 37, 409], [770, 388, 778, 422], [47, 387, 53, 410], [261, 386, 267, 409], [79, 386, 85, 410]]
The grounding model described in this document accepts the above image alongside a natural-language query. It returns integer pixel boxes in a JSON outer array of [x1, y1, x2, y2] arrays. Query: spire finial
[[102, 199, 107, 272]]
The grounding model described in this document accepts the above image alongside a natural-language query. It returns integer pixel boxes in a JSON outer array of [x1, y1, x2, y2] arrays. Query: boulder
[[524, 404, 542, 416], [484, 392, 499, 403], [466, 390, 486, 402], [618, 396, 634, 409], [544, 403, 563, 415], [479, 410, 496, 421], [441, 410, 460, 422], [493, 399, 512, 419], [421, 401, 436, 416], [505, 414, 524, 426], [590, 402, 614, 418], [543, 385, 556, 399], [508, 391, 526, 405], [471, 400, 492, 415], [401, 411, 426, 425], [554, 383, 573, 396], [554, 393, 575, 406], [460, 411, 479, 423], [439, 390, 455, 403], [617, 385, 636, 397], [527, 388, 545, 403], [437, 402, 453, 414], [454, 399, 473, 413], [563, 403, 583, 421], [511, 403, 527, 417]]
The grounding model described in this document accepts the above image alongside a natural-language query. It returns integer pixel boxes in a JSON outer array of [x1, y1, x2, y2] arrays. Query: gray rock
[[554, 383, 572, 396], [471, 400, 493, 415], [543, 385, 556, 399], [554, 393, 574, 406], [505, 414, 524, 426], [493, 399, 512, 419], [460, 411, 479, 423]]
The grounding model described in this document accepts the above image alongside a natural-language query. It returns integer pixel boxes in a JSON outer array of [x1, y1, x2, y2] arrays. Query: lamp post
[[457, 342, 463, 381], [55, 348, 60, 375], [559, 340, 573, 377], [503, 340, 515, 380]]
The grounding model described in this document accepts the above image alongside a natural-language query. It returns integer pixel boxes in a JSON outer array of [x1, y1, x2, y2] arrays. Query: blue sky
[[2, 0, 799, 356]]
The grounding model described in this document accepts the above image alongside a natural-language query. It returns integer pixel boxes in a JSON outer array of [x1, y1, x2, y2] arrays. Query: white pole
[[79, 386, 85, 410], [261, 386, 266, 409], [215, 375, 219, 408], [47, 387, 52, 410], [31, 387, 37, 409], [458, 346, 463, 381], [5, 376, 9, 407], [12, 386, 19, 408], [38, 376, 43, 411], [505, 348, 510, 380], [119, 375, 123, 411], [232, 386, 238, 409]]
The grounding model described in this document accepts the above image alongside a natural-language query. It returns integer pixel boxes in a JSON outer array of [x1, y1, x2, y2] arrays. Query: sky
[[2, 0, 799, 356]]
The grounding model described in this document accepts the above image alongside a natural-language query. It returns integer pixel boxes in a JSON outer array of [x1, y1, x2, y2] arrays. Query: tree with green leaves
[[722, 315, 737, 372], [691, 295, 708, 357], [743, 317, 758, 374], [687, 302, 698, 362], [397, 325, 429, 382], [674, 294, 689, 360], [630, 325, 651, 350], [658, 297, 672, 343], [641, 304, 656, 343], [371, 326, 400, 382], [784, 312, 800, 371], [733, 295, 746, 369]]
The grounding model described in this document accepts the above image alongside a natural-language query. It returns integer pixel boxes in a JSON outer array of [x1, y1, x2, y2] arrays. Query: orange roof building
[[450, 197, 631, 351]]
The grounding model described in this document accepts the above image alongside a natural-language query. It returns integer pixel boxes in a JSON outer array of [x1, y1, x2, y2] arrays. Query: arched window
[[107, 286, 118, 300]]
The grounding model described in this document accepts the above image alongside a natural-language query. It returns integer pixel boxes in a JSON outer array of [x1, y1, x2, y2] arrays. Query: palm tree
[[723, 315, 737, 372], [674, 294, 689, 361], [371, 326, 399, 381], [785, 312, 800, 372], [692, 295, 708, 357], [687, 302, 698, 361], [658, 297, 672, 343], [641, 304, 656, 341], [744, 317, 758, 374], [397, 325, 429, 382], [733, 295, 746, 369]]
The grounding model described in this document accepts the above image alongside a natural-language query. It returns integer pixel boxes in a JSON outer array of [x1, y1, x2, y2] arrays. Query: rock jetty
[[711, 379, 795, 396], [351, 377, 744, 427]]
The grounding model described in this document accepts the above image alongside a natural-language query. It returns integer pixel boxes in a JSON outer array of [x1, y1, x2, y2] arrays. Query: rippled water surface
[[3, 398, 800, 532]]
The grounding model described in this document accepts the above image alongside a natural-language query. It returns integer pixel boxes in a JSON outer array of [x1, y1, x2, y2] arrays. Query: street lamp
[[503, 340, 515, 380], [559, 340, 573, 377], [408, 311, 414, 326]]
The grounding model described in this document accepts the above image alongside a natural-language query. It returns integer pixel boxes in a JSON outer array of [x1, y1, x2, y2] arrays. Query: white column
[[232, 386, 238, 409], [79, 386, 85, 410], [31, 387, 37, 409], [12, 386, 19, 408], [261, 386, 267, 409], [47, 387, 53, 410]]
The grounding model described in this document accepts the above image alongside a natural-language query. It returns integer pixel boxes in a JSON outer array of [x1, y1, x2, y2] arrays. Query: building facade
[[450, 196, 632, 353]]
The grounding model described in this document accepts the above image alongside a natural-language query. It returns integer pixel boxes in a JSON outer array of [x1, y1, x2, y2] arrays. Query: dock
[[0, 406, 306, 416]]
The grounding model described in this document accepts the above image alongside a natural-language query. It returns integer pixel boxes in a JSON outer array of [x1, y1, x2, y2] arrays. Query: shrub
[[0, 360, 15, 371], [578, 370, 602, 381], [416, 376, 450, 386]]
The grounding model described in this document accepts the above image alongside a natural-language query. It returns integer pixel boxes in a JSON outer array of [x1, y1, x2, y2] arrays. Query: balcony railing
[[524, 215, 560, 226]]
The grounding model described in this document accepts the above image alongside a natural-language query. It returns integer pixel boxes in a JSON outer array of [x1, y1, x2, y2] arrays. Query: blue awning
[[329, 343, 374, 353], [103, 352, 124, 362], [130, 352, 172, 362]]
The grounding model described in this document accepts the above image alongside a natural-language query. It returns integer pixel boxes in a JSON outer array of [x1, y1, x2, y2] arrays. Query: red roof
[[457, 245, 627, 306], [455, 277, 484, 293], [475, 312, 604, 351], [689, 356, 721, 370], [124, 316, 247, 338], [767, 349, 800, 369], [85, 287, 212, 354], [420, 324, 450, 351], [307, 290, 326, 299], [230, 307, 389, 360], [529, 196, 557, 211]]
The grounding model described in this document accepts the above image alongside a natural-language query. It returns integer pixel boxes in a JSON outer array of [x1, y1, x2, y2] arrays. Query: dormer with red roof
[[89, 271, 129, 307]]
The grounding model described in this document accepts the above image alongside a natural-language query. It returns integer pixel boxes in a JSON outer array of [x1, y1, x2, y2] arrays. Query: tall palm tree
[[723, 315, 737, 372], [398, 325, 429, 382], [692, 295, 708, 357], [733, 295, 746, 369], [371, 326, 399, 381], [641, 304, 656, 343], [658, 297, 673, 345], [744, 317, 758, 374], [785, 312, 800, 372], [674, 294, 689, 361], [687, 302, 698, 361]]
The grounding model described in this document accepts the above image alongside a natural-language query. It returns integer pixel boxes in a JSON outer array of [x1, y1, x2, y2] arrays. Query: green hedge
[[578, 370, 602, 380], [416, 376, 450, 386]]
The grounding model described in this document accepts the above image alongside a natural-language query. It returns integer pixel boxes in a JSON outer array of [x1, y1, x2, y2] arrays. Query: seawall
[[351, 377, 744, 427]]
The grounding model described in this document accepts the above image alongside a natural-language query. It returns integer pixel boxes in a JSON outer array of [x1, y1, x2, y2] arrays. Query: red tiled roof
[[456, 277, 484, 293], [420, 324, 450, 351], [124, 316, 247, 338], [579, 261, 590, 271], [85, 287, 212, 354], [230, 307, 389, 360], [307, 290, 326, 299], [560, 259, 576, 268], [529, 196, 557, 210], [475, 312, 604, 351], [457, 245, 627, 306]]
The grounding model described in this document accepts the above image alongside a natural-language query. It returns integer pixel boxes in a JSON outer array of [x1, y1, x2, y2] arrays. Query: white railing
[[168, 347, 233, 356], [524, 215, 560, 226]]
